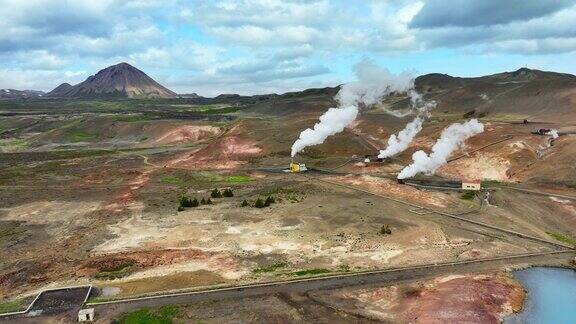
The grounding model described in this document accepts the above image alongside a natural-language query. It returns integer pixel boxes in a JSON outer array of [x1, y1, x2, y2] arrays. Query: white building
[[462, 179, 481, 191], [78, 308, 94, 322]]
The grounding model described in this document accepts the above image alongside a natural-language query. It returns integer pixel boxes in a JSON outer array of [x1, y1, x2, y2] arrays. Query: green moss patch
[[118, 305, 180, 324], [546, 231, 576, 246], [69, 131, 97, 142], [292, 268, 330, 276], [0, 298, 27, 314], [226, 175, 252, 183]]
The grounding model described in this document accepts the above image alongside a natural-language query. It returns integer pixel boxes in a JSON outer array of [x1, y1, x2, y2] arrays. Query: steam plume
[[291, 60, 413, 157], [397, 119, 484, 179], [378, 116, 424, 159], [378, 91, 437, 159]]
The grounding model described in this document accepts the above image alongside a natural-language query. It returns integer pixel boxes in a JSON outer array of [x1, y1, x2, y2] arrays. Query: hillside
[[414, 68, 576, 121], [47, 63, 177, 99]]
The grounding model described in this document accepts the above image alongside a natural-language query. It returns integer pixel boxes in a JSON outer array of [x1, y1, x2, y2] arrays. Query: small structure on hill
[[462, 179, 481, 191], [78, 308, 94, 322], [289, 160, 307, 173]]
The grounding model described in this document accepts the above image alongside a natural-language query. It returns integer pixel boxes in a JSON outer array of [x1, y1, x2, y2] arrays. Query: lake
[[505, 267, 576, 324]]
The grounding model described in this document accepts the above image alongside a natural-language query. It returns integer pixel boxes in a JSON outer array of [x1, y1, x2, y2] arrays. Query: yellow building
[[290, 162, 307, 173]]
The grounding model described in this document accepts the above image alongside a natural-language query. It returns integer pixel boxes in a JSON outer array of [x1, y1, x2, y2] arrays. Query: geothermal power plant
[[2, 5, 576, 320]]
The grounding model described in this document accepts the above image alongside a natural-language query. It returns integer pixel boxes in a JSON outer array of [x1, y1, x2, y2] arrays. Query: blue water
[[505, 267, 576, 324]]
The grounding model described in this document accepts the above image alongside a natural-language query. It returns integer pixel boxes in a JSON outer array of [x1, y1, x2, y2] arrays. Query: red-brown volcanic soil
[[397, 275, 525, 323], [76, 249, 215, 277]]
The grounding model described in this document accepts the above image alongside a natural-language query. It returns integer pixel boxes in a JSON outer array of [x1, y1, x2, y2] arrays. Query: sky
[[1, 0, 576, 97]]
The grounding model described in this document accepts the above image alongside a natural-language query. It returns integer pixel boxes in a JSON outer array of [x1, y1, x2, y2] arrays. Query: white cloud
[[1, 0, 576, 94]]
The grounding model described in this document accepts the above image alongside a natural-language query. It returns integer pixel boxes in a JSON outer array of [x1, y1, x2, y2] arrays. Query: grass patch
[[253, 262, 286, 274], [460, 191, 476, 200], [118, 305, 180, 324], [292, 268, 330, 276], [546, 231, 576, 246], [0, 298, 27, 314], [226, 175, 252, 183], [482, 180, 501, 187], [192, 171, 224, 182], [160, 176, 183, 186], [69, 131, 97, 142], [0, 138, 28, 152]]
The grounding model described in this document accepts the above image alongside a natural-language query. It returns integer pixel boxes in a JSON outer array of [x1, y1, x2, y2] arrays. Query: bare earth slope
[[415, 68, 576, 121]]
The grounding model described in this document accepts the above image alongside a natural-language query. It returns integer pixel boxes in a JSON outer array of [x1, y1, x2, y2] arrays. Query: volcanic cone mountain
[[48, 62, 177, 98]]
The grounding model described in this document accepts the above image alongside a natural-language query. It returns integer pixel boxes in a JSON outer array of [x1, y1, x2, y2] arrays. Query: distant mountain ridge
[[0, 89, 45, 99], [48, 63, 177, 98]]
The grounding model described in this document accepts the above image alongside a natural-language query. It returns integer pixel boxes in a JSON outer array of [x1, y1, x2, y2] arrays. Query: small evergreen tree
[[379, 224, 392, 235], [211, 188, 222, 198], [223, 188, 234, 197], [264, 196, 275, 206], [200, 198, 206, 205], [180, 196, 192, 208], [191, 198, 199, 207], [254, 198, 265, 208], [241, 199, 249, 207]]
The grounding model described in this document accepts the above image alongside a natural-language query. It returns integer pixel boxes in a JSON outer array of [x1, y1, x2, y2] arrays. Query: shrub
[[264, 196, 275, 206], [179, 196, 193, 208], [177, 206, 184, 212], [206, 198, 212, 205], [461, 191, 476, 200], [211, 188, 222, 198], [254, 198, 265, 208], [200, 198, 206, 205], [379, 224, 392, 235], [191, 198, 199, 207], [241, 199, 249, 207], [223, 188, 234, 197]]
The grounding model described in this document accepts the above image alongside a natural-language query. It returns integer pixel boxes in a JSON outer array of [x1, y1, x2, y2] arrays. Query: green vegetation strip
[[69, 131, 97, 142], [0, 298, 27, 314], [118, 305, 180, 324], [226, 175, 252, 183], [160, 176, 183, 186], [546, 232, 576, 246], [460, 191, 476, 200], [292, 268, 330, 276], [0, 138, 28, 152]]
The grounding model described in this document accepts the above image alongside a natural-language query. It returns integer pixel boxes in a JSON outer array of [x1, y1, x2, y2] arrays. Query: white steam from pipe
[[546, 129, 559, 139], [377, 91, 437, 159], [378, 116, 424, 159], [397, 119, 484, 179], [291, 60, 414, 157]]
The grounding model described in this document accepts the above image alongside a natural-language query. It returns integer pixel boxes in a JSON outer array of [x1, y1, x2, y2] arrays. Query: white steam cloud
[[291, 60, 414, 157], [546, 129, 559, 139], [378, 116, 424, 159], [398, 119, 484, 179], [378, 90, 437, 159]]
